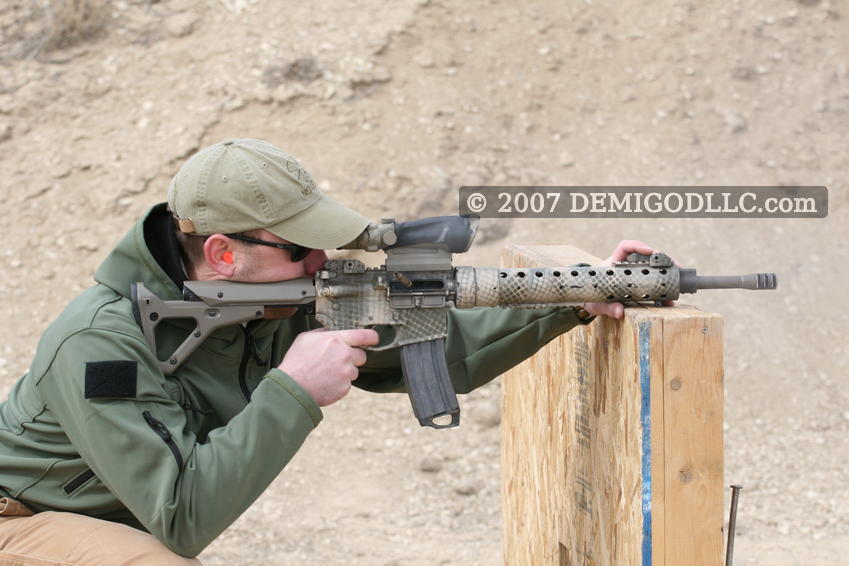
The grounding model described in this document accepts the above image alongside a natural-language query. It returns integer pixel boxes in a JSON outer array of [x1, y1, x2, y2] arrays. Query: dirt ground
[[1, 0, 847, 564]]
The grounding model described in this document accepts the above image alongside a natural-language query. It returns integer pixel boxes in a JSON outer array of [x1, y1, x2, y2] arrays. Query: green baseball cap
[[167, 139, 369, 249]]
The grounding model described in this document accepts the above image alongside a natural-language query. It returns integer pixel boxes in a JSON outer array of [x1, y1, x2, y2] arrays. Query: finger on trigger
[[339, 328, 380, 347]]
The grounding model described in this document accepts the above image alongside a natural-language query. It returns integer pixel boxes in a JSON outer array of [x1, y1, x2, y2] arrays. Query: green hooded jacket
[[0, 204, 591, 557]]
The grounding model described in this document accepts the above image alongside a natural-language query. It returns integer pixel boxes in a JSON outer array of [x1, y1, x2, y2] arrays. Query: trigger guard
[[364, 324, 398, 350]]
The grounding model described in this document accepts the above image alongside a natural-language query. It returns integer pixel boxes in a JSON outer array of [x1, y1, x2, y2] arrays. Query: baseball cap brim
[[265, 194, 370, 249]]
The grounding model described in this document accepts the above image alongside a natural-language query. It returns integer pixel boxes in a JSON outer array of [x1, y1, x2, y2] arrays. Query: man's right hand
[[278, 328, 379, 407]]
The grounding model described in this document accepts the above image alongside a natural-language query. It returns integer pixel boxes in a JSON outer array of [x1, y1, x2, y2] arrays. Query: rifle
[[132, 216, 777, 428]]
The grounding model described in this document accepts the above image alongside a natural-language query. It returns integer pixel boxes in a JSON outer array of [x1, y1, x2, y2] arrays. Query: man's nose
[[303, 249, 329, 275]]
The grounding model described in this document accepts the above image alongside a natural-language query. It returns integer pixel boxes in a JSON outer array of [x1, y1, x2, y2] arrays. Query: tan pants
[[0, 498, 201, 566]]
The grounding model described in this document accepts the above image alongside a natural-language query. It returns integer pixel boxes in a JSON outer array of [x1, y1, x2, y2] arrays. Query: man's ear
[[203, 234, 237, 277]]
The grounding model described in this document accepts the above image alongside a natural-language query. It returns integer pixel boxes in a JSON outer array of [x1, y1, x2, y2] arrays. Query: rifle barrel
[[679, 269, 777, 293]]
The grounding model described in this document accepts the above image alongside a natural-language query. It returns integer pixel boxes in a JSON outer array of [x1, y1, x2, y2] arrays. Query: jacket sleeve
[[355, 306, 592, 394], [35, 327, 321, 557]]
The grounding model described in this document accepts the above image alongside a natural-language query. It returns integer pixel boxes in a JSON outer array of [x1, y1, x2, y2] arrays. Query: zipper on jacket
[[142, 411, 184, 469], [239, 326, 268, 402], [63, 468, 96, 495]]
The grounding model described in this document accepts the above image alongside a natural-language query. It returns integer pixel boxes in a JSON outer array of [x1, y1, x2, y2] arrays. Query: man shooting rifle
[[0, 139, 773, 562]]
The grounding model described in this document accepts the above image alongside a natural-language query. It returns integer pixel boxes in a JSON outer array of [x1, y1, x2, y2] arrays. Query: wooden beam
[[501, 244, 724, 566]]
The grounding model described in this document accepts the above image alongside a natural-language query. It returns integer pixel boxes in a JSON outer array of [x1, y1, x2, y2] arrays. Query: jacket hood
[[94, 203, 184, 301]]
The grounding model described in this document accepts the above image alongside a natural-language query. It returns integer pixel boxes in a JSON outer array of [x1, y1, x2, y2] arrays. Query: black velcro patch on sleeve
[[84, 361, 137, 399]]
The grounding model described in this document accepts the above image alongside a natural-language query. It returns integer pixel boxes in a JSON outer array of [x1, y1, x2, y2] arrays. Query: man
[[0, 139, 651, 564]]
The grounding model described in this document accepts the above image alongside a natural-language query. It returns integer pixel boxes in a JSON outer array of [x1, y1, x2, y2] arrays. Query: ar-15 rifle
[[132, 216, 777, 429]]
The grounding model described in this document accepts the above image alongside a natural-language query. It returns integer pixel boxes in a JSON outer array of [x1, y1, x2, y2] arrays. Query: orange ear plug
[[222, 251, 234, 264]]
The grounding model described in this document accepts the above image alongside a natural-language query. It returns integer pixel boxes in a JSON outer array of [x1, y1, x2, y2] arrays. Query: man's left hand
[[581, 240, 675, 319]]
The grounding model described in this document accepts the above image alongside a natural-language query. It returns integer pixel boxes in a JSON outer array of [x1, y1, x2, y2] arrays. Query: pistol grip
[[400, 339, 460, 428]]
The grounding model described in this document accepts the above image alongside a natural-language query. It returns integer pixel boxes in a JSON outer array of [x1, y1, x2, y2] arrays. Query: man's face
[[235, 229, 329, 283]]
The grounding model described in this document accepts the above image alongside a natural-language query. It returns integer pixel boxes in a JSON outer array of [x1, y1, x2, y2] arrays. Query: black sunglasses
[[225, 234, 312, 262]]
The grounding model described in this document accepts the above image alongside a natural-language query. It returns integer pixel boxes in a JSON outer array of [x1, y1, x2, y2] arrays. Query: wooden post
[[501, 244, 724, 566]]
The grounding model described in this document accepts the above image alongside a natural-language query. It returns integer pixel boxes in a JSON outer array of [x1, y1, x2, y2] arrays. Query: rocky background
[[1, 1, 847, 564]]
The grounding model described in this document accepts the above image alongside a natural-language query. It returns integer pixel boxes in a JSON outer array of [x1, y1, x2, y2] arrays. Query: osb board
[[500, 244, 724, 566]]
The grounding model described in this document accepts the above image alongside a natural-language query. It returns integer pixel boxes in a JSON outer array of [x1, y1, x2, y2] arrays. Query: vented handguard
[[455, 252, 776, 308]]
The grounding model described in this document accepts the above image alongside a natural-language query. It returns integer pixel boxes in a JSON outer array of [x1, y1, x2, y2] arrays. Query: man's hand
[[278, 328, 379, 406], [581, 240, 675, 319]]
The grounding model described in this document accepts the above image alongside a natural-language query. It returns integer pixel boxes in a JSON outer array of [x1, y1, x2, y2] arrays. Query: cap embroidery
[[286, 160, 316, 197]]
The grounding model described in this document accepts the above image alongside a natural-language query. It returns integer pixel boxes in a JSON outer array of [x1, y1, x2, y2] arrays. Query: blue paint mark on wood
[[639, 321, 653, 566]]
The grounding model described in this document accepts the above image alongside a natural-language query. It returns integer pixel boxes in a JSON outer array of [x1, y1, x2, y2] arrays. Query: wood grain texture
[[500, 245, 724, 566]]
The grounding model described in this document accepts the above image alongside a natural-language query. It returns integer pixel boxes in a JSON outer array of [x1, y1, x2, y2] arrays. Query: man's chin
[[262, 307, 299, 320]]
